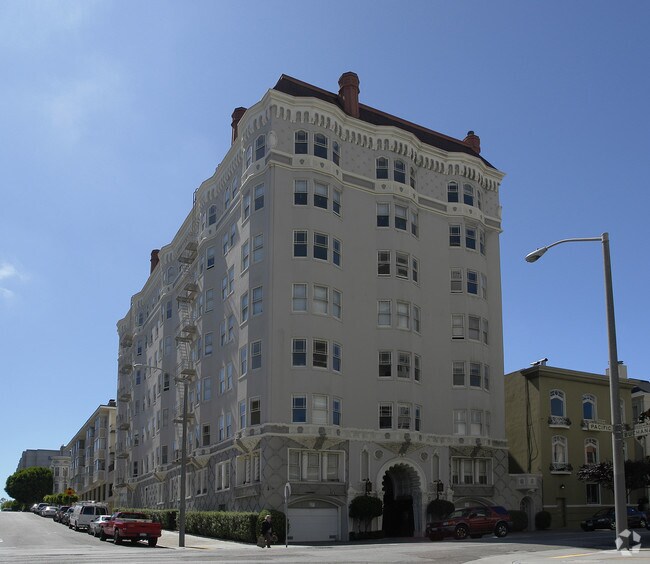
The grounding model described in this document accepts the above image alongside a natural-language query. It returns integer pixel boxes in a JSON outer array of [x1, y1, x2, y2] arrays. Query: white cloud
[[0, 262, 18, 281], [0, 262, 26, 301]]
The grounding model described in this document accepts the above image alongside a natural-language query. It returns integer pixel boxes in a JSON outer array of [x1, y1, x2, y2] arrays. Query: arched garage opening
[[380, 462, 423, 537]]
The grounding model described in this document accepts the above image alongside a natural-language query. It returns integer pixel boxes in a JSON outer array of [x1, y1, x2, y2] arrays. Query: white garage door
[[288, 507, 338, 542]]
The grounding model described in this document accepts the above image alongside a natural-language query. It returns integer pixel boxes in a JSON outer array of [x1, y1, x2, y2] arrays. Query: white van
[[69, 502, 109, 531]]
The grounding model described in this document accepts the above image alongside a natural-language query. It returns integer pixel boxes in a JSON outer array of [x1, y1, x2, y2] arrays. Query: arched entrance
[[520, 496, 533, 531], [380, 462, 422, 537]]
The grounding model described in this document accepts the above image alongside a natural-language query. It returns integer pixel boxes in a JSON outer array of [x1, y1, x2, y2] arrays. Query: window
[[453, 361, 465, 386], [219, 367, 225, 394], [216, 461, 230, 490], [413, 305, 421, 333], [251, 340, 262, 369], [204, 333, 213, 356], [376, 157, 389, 179], [241, 240, 250, 272], [447, 181, 459, 203], [240, 345, 248, 375], [288, 450, 342, 482], [239, 400, 246, 430], [237, 451, 261, 485], [470, 362, 482, 387], [333, 142, 340, 166], [552, 435, 568, 464], [586, 483, 600, 505], [465, 226, 477, 250], [202, 424, 210, 447], [294, 180, 308, 205], [397, 352, 410, 379], [452, 314, 465, 339], [414, 354, 421, 382], [394, 205, 407, 231], [409, 167, 416, 189], [482, 319, 489, 345], [332, 343, 341, 371], [314, 182, 328, 209], [295, 130, 308, 154], [398, 404, 411, 429], [484, 365, 490, 390], [379, 351, 392, 378], [470, 410, 483, 435], [292, 283, 307, 311], [394, 160, 406, 183], [312, 395, 328, 424], [314, 133, 328, 158], [332, 290, 341, 319], [333, 398, 341, 425], [227, 265, 234, 294], [313, 232, 329, 260], [245, 145, 252, 168], [313, 285, 328, 314], [378, 300, 391, 326], [242, 192, 251, 220], [550, 390, 566, 417], [412, 257, 419, 282], [379, 403, 393, 429], [467, 270, 479, 295], [449, 225, 461, 247], [450, 268, 463, 293], [585, 438, 599, 464], [480, 230, 486, 255], [463, 184, 474, 206], [207, 246, 215, 269], [250, 398, 261, 425], [468, 316, 481, 341], [240, 292, 249, 322], [411, 210, 419, 237], [396, 252, 409, 279], [415, 405, 421, 430], [252, 286, 263, 315], [219, 319, 226, 346], [453, 409, 467, 434], [254, 184, 264, 211], [481, 273, 488, 299], [218, 415, 224, 441], [163, 373, 170, 391], [255, 135, 265, 161], [333, 189, 341, 215], [396, 301, 410, 329], [293, 230, 307, 257], [221, 274, 228, 300], [205, 289, 214, 312], [583, 394, 597, 421], [313, 339, 328, 368], [452, 458, 491, 485], [333, 238, 341, 266], [292, 396, 307, 423], [292, 339, 307, 367], [378, 251, 391, 275], [377, 203, 390, 227]]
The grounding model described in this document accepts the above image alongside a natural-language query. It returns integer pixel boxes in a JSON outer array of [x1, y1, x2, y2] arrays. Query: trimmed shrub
[[427, 499, 455, 520], [185, 510, 259, 542], [535, 510, 551, 530], [349, 495, 383, 532], [508, 509, 528, 532]]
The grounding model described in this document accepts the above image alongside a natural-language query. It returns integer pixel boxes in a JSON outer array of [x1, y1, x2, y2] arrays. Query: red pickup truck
[[99, 511, 162, 547]]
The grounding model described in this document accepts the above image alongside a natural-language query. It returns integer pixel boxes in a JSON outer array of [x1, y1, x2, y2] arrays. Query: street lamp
[[525, 232, 628, 546], [133, 363, 189, 548]]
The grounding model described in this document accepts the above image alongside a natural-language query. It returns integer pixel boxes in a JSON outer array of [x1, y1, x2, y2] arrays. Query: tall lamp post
[[525, 232, 628, 546], [133, 364, 189, 547]]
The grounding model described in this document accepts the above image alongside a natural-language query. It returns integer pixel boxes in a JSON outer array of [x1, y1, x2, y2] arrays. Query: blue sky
[[2, 0, 649, 495]]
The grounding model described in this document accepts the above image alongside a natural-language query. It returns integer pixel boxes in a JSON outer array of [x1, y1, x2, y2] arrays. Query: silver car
[[88, 515, 112, 537], [41, 505, 59, 518]]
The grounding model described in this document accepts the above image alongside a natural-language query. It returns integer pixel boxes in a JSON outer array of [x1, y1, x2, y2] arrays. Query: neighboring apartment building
[[16, 447, 70, 495], [66, 401, 117, 504], [631, 379, 650, 505], [51, 453, 71, 495], [115, 72, 507, 540], [505, 365, 636, 529], [16, 448, 62, 471]]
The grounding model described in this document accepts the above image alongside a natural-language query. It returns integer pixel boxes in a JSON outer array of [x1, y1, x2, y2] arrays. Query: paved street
[[3, 511, 650, 563]]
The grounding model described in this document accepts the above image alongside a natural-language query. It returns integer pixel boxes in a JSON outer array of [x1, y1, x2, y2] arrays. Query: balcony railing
[[549, 462, 573, 473], [548, 415, 571, 427]]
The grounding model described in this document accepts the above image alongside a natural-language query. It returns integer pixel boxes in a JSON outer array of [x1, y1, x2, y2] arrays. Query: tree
[[5, 467, 53, 505], [349, 495, 383, 533], [577, 458, 650, 501]]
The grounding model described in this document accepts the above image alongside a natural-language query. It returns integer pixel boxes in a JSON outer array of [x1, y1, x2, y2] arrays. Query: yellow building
[[505, 364, 635, 529]]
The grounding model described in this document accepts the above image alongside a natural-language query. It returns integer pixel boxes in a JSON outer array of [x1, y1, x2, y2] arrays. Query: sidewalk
[[158, 529, 263, 551]]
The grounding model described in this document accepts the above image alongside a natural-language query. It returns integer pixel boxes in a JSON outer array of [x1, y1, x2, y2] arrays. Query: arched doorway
[[520, 496, 533, 531], [381, 462, 422, 537]]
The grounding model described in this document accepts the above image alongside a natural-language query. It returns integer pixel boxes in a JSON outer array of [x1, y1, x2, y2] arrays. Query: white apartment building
[[66, 401, 117, 504], [115, 72, 507, 540]]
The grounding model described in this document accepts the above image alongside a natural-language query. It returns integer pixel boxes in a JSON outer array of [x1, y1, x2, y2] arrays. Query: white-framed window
[[467, 270, 479, 295], [394, 205, 408, 230], [332, 342, 342, 372], [414, 354, 421, 382], [333, 238, 341, 266], [333, 142, 340, 166], [552, 435, 568, 465], [452, 314, 464, 339], [292, 283, 307, 312], [377, 202, 390, 227], [583, 394, 597, 421], [314, 182, 328, 209], [293, 230, 307, 257], [469, 362, 482, 387], [449, 225, 461, 247], [396, 252, 409, 279], [378, 300, 391, 326], [451, 268, 463, 293], [396, 301, 410, 329], [215, 461, 230, 490], [252, 286, 263, 315], [218, 367, 225, 394], [397, 403, 411, 429], [294, 130, 308, 154], [251, 340, 262, 369], [332, 290, 341, 319], [333, 189, 341, 215], [409, 167, 416, 189], [550, 389, 566, 417], [208, 204, 217, 226], [314, 133, 328, 159], [294, 179, 308, 205], [470, 410, 483, 435], [241, 239, 250, 272], [202, 377, 212, 402], [239, 400, 246, 430], [452, 457, 491, 485], [413, 305, 421, 333], [204, 332, 213, 356], [312, 394, 328, 425], [463, 183, 474, 206], [393, 159, 406, 183], [313, 339, 328, 368], [466, 226, 477, 250], [376, 157, 389, 179], [479, 230, 486, 255], [468, 315, 481, 341], [292, 395, 307, 423], [333, 398, 341, 425], [313, 285, 328, 315], [254, 184, 264, 210], [484, 365, 490, 391], [313, 232, 329, 260], [227, 314, 235, 342], [397, 351, 410, 379], [255, 134, 265, 161], [242, 192, 251, 220], [201, 424, 210, 448], [292, 338, 307, 367], [236, 451, 261, 485], [239, 345, 248, 375], [411, 210, 419, 237], [379, 403, 393, 429], [205, 289, 214, 312], [415, 405, 422, 430], [585, 438, 599, 464], [241, 292, 249, 322], [250, 397, 261, 425], [288, 449, 342, 482], [218, 415, 225, 441], [207, 246, 215, 269], [453, 409, 467, 434], [378, 251, 391, 275], [448, 181, 459, 202], [379, 351, 392, 378], [453, 361, 465, 386], [245, 145, 252, 168]]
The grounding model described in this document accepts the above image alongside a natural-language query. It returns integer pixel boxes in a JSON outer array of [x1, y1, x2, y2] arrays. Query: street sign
[[634, 423, 650, 437], [587, 421, 612, 432]]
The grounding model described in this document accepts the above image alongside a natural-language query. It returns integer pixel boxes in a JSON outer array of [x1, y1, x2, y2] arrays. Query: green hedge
[[535, 510, 551, 530], [508, 509, 528, 532]]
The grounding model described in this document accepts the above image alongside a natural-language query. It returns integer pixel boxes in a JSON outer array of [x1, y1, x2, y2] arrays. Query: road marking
[[551, 554, 593, 559]]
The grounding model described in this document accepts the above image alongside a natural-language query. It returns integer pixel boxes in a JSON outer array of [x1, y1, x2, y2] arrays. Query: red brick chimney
[[338, 72, 360, 118], [231, 107, 247, 145], [463, 130, 481, 154], [150, 249, 160, 274]]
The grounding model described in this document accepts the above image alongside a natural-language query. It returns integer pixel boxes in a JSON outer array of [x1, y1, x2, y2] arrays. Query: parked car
[[100, 512, 162, 547], [53, 506, 70, 523], [30, 503, 40, 513], [61, 507, 74, 526], [69, 502, 109, 531], [426, 506, 512, 540], [40, 505, 59, 518], [580, 507, 647, 531], [88, 515, 112, 537], [34, 503, 48, 515]]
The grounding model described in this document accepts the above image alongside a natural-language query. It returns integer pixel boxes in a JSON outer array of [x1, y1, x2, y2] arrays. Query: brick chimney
[[231, 107, 247, 145], [463, 130, 481, 154], [150, 249, 160, 274], [338, 72, 360, 118]]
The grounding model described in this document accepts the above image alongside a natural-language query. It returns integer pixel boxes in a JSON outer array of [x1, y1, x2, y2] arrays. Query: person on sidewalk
[[261, 514, 273, 548]]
